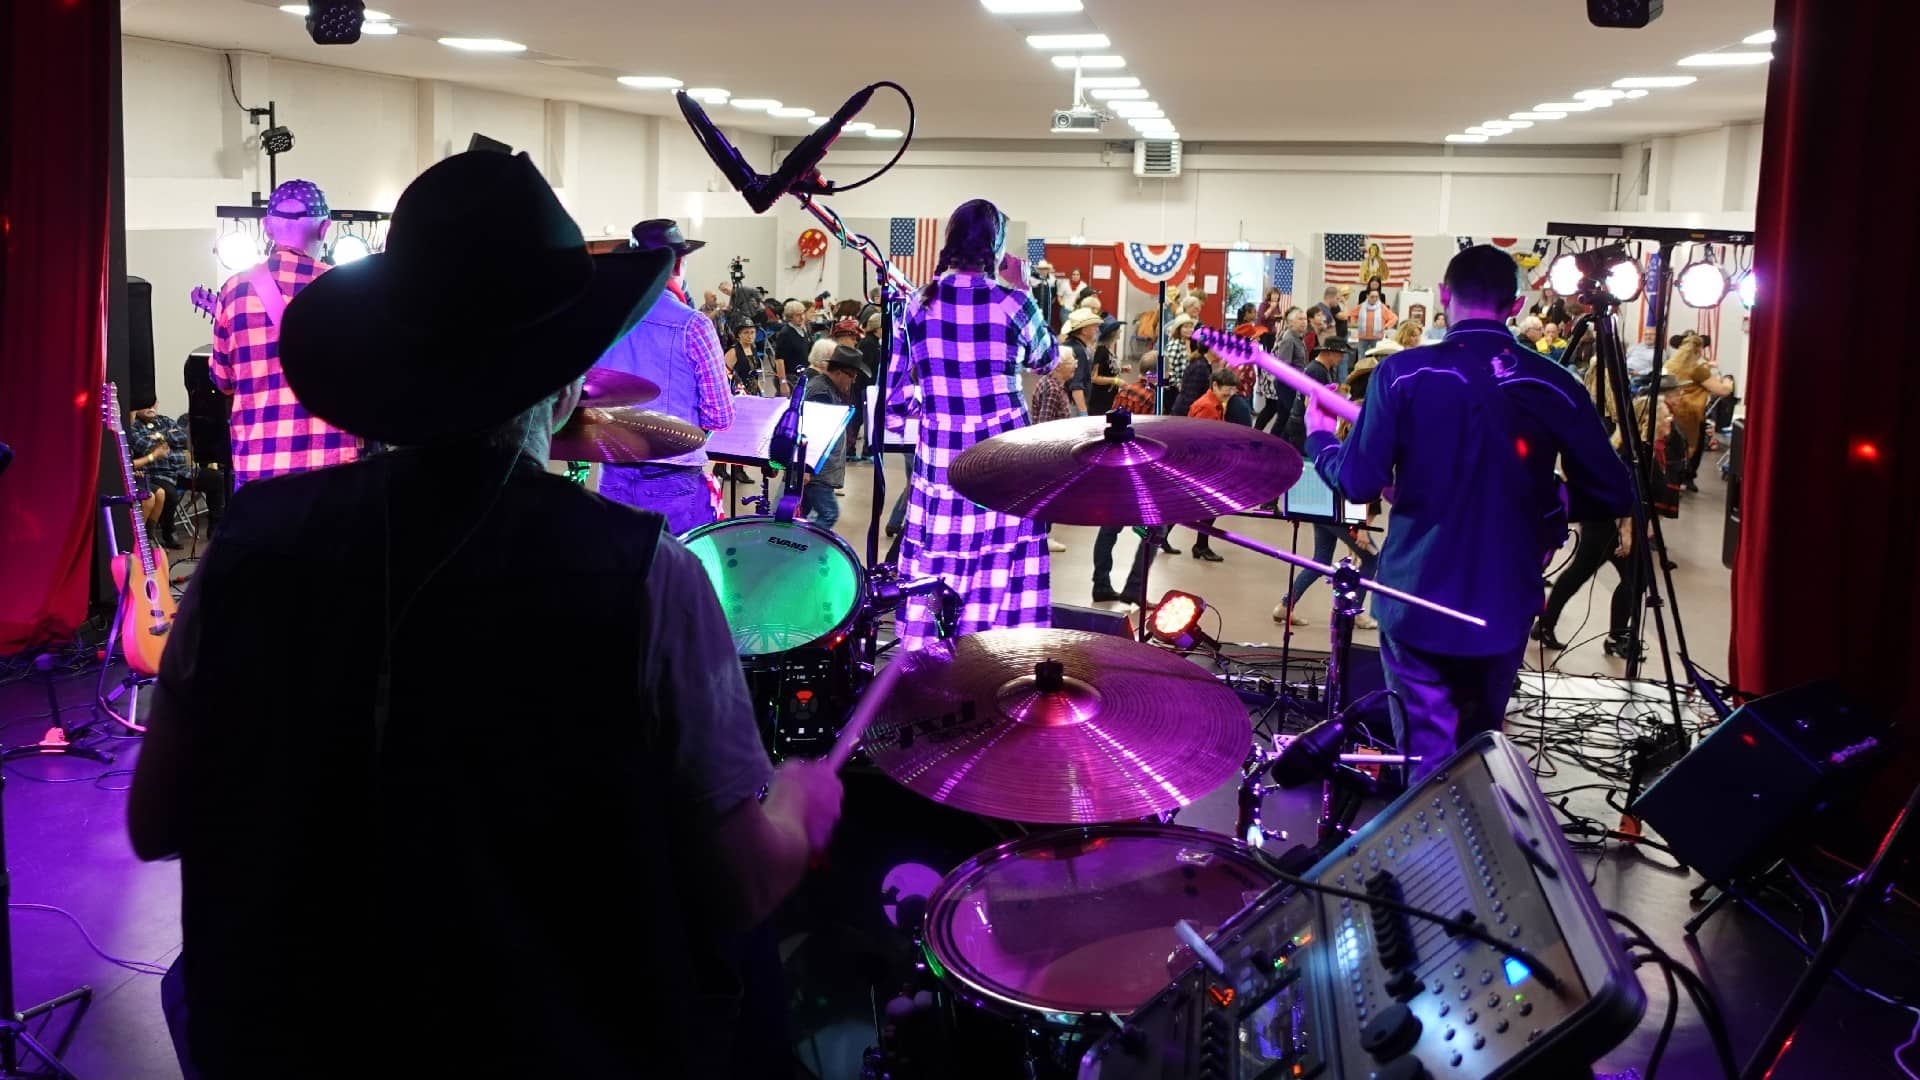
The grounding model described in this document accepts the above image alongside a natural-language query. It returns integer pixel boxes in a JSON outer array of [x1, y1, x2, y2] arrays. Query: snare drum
[[922, 823, 1278, 1033], [682, 516, 867, 755]]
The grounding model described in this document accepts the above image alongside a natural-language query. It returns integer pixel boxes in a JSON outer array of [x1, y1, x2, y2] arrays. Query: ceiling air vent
[[1133, 139, 1182, 178]]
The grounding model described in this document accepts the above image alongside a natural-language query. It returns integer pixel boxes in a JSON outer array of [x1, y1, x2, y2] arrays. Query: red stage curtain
[[1735, 2, 1919, 808], [0, 1, 116, 650]]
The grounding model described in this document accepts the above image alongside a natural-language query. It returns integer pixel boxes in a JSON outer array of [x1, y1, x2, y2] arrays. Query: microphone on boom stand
[[677, 85, 879, 214]]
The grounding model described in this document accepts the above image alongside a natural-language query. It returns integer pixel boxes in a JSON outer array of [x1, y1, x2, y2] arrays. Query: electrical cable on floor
[[1607, 912, 1738, 1080], [1633, 946, 1680, 1080], [10, 903, 168, 976], [1896, 1006, 1920, 1080]]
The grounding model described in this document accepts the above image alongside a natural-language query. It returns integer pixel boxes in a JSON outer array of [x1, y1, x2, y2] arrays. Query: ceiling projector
[[1051, 106, 1106, 134]]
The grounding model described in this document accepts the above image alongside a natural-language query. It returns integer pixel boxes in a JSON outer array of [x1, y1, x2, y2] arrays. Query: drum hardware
[[547, 407, 705, 465], [574, 366, 661, 410]]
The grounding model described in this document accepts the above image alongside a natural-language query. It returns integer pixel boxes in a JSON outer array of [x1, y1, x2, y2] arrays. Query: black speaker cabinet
[[126, 275, 155, 408], [1632, 681, 1886, 883]]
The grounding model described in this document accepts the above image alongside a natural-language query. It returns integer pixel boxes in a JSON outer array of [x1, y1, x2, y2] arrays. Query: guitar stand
[[1, 658, 110, 765]]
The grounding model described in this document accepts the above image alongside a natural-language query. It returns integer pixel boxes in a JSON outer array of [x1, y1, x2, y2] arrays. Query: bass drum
[[682, 516, 867, 756], [920, 823, 1278, 1075]]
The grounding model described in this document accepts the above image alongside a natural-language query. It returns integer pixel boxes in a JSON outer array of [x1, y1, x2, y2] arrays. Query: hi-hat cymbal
[[864, 628, 1250, 824], [577, 367, 660, 409], [949, 411, 1303, 527], [549, 408, 706, 464]]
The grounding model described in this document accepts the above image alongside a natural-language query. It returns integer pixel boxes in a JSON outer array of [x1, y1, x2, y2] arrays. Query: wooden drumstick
[[823, 652, 911, 772], [1194, 326, 1361, 424]]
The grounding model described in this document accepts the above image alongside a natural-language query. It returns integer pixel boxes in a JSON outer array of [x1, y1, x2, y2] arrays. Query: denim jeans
[[1285, 523, 1378, 606], [598, 463, 717, 537], [1381, 633, 1528, 784], [802, 480, 840, 529], [1092, 525, 1156, 596]]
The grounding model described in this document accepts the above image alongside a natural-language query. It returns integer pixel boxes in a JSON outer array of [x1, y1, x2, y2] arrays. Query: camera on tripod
[[729, 255, 749, 287]]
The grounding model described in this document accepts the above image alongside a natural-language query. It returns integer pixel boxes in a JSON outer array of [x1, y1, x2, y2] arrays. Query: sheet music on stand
[[704, 394, 854, 473], [867, 384, 919, 453]]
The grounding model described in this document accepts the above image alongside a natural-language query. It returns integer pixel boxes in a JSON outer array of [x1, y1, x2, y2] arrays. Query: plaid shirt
[[886, 271, 1059, 649], [210, 251, 362, 486], [1114, 378, 1155, 417], [1028, 371, 1073, 425]]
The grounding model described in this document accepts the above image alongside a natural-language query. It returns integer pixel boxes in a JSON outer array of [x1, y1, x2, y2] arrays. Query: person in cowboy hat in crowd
[[587, 218, 737, 536], [800, 345, 872, 530], [127, 151, 844, 1079]]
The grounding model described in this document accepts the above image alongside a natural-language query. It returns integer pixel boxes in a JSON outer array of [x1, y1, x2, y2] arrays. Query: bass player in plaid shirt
[[886, 199, 1059, 650], [209, 179, 364, 488]]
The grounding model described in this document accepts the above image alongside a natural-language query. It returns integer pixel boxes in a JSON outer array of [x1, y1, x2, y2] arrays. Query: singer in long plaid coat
[[886, 268, 1060, 650]]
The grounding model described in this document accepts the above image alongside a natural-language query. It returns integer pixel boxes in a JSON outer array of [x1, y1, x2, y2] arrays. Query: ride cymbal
[[949, 410, 1302, 527], [576, 366, 661, 409], [549, 408, 706, 464], [864, 628, 1250, 824]]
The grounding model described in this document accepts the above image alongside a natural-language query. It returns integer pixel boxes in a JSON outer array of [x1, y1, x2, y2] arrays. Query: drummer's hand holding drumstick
[[765, 759, 845, 859]]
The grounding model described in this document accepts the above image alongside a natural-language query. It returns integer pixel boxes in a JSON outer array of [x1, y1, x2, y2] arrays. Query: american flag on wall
[[1266, 255, 1295, 307], [1027, 237, 1048, 267], [889, 217, 941, 289], [1323, 233, 1415, 286]]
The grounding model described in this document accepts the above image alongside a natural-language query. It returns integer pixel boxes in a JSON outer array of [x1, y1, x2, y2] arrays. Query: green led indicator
[[1514, 994, 1525, 1003]]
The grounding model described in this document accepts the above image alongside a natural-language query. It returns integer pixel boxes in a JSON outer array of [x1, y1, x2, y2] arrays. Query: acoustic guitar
[[101, 382, 176, 676]]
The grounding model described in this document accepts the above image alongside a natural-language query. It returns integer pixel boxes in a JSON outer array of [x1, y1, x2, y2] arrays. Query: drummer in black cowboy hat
[[798, 344, 872, 530], [127, 151, 844, 1079], [592, 217, 738, 535]]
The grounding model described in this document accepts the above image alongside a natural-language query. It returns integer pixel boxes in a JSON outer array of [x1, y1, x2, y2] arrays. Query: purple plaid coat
[[885, 271, 1060, 649]]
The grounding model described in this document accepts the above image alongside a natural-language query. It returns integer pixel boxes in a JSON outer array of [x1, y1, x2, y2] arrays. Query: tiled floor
[[5, 456, 1912, 1079]]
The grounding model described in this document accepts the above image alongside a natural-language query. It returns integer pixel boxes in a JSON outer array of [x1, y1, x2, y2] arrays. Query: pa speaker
[[1587, 0, 1663, 28], [1631, 682, 1887, 883], [126, 276, 155, 409]]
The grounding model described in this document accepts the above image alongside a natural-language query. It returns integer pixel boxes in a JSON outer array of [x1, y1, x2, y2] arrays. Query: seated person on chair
[[127, 151, 844, 1080]]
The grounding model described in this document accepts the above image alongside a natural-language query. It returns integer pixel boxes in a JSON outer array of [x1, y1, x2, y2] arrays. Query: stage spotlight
[[1547, 253, 1583, 296], [1605, 257, 1644, 302], [329, 233, 372, 266], [305, 0, 366, 44], [1736, 269, 1757, 309], [1149, 590, 1215, 651], [216, 231, 264, 272], [260, 125, 295, 156], [1678, 257, 1729, 308]]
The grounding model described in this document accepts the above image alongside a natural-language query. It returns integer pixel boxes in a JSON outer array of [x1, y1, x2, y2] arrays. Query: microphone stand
[[1186, 522, 1484, 849], [786, 195, 915, 670]]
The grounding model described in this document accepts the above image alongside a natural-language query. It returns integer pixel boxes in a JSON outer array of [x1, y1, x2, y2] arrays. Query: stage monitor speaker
[[184, 346, 232, 466], [126, 276, 155, 409], [1631, 681, 1887, 884], [1050, 602, 1133, 639], [1587, 0, 1662, 28]]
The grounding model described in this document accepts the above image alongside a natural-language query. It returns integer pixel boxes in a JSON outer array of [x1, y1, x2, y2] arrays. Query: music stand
[[703, 396, 855, 517]]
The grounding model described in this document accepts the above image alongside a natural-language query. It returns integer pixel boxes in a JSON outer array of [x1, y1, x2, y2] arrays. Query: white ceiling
[[121, 0, 1771, 145]]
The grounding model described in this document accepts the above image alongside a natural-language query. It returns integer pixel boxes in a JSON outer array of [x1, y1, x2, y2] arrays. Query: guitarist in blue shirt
[[1304, 245, 1634, 782]]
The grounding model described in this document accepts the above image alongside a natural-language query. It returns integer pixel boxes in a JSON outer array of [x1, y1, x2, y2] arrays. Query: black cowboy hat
[[826, 344, 872, 380], [629, 218, 705, 256], [1315, 336, 1350, 355], [280, 151, 671, 445]]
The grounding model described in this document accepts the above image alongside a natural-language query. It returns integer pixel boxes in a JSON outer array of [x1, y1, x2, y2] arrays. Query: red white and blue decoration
[[1115, 241, 1201, 291], [889, 217, 942, 287], [1323, 233, 1414, 287]]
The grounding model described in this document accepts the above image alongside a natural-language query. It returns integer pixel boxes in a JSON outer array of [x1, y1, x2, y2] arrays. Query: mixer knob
[[1360, 1003, 1424, 1060]]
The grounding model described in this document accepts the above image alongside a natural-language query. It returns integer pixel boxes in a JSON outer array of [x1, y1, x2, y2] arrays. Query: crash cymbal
[[549, 408, 706, 464], [949, 411, 1303, 527], [577, 366, 660, 409], [864, 628, 1250, 824]]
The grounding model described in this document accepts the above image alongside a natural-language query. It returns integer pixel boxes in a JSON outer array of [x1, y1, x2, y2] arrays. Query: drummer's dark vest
[[177, 447, 704, 1078]]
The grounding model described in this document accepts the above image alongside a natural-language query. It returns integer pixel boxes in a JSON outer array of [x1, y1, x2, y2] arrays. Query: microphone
[[746, 85, 876, 213], [1268, 713, 1353, 788], [769, 371, 807, 471], [674, 91, 757, 199], [676, 85, 877, 215]]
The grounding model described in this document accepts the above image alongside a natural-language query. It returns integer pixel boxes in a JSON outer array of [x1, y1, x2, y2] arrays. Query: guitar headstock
[[1193, 325, 1258, 364], [189, 285, 217, 322], [102, 382, 123, 434]]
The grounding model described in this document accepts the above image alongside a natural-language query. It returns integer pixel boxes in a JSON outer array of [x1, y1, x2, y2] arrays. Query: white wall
[[121, 35, 778, 418]]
